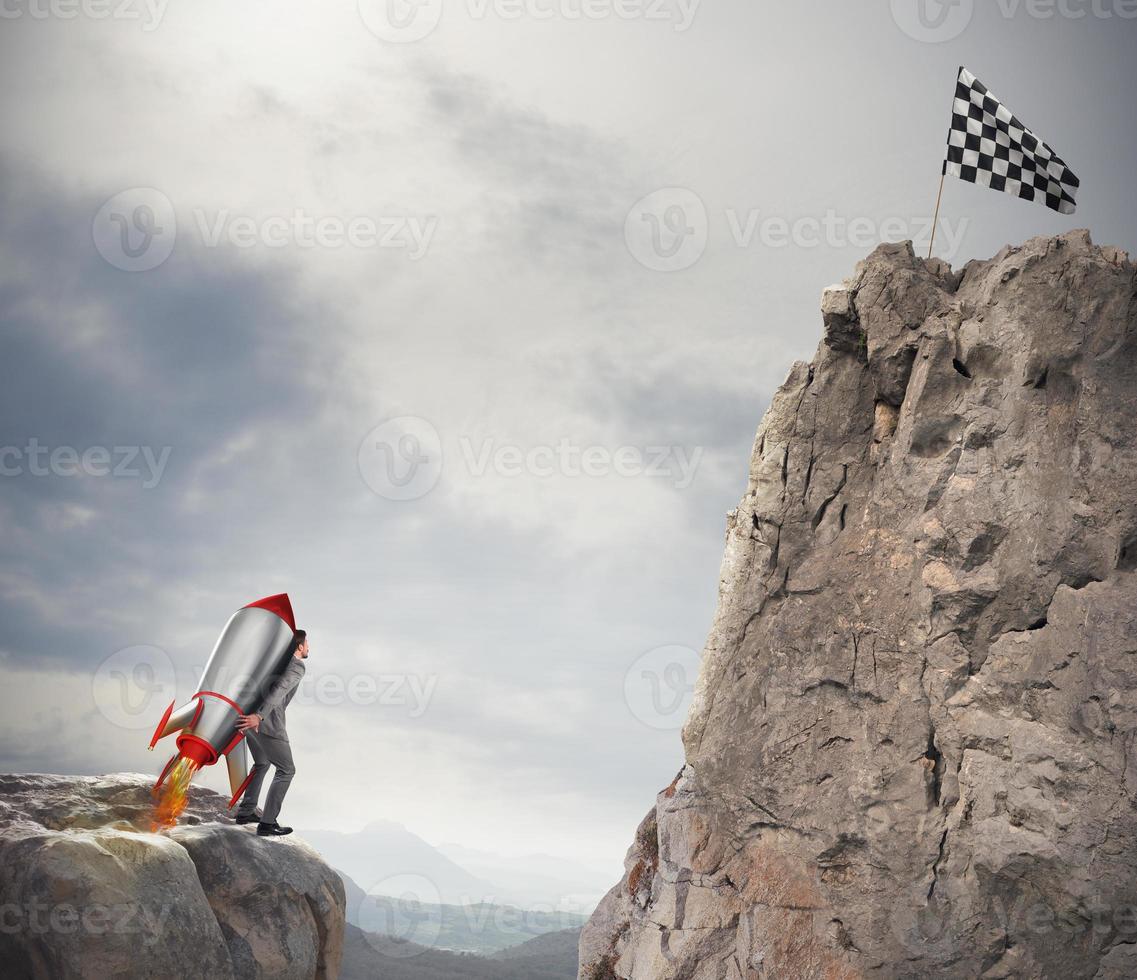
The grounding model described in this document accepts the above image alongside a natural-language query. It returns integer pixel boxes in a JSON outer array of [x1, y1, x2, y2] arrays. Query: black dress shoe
[[234, 813, 260, 825], [257, 822, 293, 836]]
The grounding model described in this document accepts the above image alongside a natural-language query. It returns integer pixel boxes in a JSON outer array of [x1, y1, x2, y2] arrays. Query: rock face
[[0, 772, 346, 980], [581, 232, 1137, 980]]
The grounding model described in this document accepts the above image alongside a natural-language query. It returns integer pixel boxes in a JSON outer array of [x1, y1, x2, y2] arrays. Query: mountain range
[[302, 818, 611, 911]]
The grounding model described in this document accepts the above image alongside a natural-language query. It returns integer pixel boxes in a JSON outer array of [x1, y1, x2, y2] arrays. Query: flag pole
[[928, 171, 946, 259]]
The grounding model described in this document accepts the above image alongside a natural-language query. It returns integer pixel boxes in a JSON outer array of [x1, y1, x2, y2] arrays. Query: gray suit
[[237, 657, 305, 823]]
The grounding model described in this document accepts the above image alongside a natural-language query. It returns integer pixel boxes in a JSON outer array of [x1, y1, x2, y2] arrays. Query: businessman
[[234, 629, 308, 837]]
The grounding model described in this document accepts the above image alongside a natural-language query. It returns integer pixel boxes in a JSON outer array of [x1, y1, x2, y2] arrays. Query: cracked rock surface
[[580, 232, 1137, 980], [0, 772, 345, 980]]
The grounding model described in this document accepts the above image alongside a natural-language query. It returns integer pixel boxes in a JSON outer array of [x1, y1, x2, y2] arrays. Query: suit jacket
[[257, 657, 305, 741]]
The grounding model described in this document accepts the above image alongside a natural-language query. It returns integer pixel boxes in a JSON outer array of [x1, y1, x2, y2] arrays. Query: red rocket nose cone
[[244, 593, 296, 631]]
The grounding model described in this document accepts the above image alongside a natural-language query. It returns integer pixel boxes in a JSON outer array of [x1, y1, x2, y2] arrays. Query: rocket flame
[[151, 756, 200, 832]]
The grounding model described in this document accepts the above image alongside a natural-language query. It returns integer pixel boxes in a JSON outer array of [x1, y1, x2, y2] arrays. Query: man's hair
[[290, 629, 307, 653]]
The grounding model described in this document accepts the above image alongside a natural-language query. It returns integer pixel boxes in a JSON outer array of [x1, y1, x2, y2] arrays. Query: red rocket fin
[[225, 740, 254, 810], [244, 593, 295, 631], [149, 699, 200, 749]]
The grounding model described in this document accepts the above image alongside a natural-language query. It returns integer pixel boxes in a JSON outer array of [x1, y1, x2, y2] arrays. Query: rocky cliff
[[581, 231, 1137, 980], [0, 773, 345, 979]]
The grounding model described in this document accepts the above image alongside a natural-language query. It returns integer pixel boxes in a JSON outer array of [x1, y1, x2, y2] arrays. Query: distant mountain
[[491, 927, 581, 965], [303, 819, 608, 913], [340, 923, 580, 980], [338, 869, 586, 955], [301, 820, 501, 906], [437, 842, 615, 910]]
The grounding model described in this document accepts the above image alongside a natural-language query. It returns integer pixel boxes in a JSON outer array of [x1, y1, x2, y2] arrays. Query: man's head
[[293, 630, 309, 659]]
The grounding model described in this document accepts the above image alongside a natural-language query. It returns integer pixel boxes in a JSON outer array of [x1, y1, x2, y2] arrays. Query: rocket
[[150, 593, 297, 809]]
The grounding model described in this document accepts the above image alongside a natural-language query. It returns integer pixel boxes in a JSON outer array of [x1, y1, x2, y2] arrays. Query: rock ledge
[[0, 772, 345, 980]]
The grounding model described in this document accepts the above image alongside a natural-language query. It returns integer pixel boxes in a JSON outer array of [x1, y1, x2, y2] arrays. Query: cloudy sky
[[1, 0, 1135, 904]]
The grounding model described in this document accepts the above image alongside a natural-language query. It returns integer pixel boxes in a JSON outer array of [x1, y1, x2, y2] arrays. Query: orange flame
[[151, 756, 200, 832]]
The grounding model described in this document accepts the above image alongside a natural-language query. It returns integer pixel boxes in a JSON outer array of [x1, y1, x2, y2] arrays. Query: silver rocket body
[[150, 595, 296, 807]]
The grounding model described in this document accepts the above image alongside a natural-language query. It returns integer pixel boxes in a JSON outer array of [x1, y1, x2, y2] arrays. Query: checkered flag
[[943, 66, 1079, 215]]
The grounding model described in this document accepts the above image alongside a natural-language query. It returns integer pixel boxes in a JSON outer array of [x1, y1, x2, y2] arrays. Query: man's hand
[[237, 713, 261, 732]]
